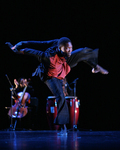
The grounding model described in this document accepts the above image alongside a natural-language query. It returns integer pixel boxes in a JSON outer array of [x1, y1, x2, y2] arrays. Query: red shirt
[[47, 54, 71, 79]]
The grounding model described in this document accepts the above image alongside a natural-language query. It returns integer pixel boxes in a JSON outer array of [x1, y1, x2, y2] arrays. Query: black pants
[[45, 78, 69, 125], [45, 48, 98, 125]]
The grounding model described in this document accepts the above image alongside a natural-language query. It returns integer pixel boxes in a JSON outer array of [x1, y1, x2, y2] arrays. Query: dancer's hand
[[11, 42, 22, 50], [5, 42, 24, 54], [92, 65, 109, 74], [5, 42, 18, 52], [11, 45, 17, 50]]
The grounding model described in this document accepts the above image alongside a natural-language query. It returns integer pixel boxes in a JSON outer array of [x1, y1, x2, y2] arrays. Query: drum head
[[65, 96, 77, 99], [47, 96, 56, 99]]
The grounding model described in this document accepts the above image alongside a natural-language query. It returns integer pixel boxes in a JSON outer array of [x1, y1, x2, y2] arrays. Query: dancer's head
[[58, 37, 73, 57]]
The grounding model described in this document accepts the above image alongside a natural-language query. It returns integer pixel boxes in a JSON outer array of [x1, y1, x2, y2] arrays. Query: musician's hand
[[24, 79, 28, 87], [14, 79, 19, 88], [92, 65, 109, 74]]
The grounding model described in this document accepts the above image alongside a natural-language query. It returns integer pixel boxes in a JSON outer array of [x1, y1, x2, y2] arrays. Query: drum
[[46, 96, 80, 130], [65, 96, 80, 128], [46, 96, 59, 130]]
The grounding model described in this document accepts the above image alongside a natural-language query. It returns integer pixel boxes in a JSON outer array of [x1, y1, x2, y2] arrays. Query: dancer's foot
[[57, 130, 68, 136], [92, 65, 109, 74], [57, 124, 67, 136]]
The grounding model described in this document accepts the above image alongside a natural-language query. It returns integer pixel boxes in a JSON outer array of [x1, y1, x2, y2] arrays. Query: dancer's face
[[60, 42, 73, 57]]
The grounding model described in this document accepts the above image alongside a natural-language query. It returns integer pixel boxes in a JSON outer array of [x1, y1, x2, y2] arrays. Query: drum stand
[[5, 74, 16, 131], [10, 88, 14, 130], [72, 78, 79, 130]]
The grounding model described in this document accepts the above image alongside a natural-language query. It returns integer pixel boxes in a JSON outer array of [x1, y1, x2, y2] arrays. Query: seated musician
[[13, 78, 34, 105], [10, 77, 35, 130]]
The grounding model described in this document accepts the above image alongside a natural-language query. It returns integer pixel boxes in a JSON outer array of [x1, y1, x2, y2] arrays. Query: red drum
[[65, 96, 80, 129], [46, 96, 59, 130], [46, 96, 80, 130]]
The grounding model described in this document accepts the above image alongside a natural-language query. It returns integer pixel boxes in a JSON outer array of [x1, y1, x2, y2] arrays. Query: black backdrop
[[0, 1, 119, 130]]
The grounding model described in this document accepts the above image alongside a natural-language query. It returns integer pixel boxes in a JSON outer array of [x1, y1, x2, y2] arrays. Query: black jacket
[[18, 39, 98, 81]]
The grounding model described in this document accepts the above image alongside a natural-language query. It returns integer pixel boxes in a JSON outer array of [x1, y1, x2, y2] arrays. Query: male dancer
[[6, 37, 108, 135]]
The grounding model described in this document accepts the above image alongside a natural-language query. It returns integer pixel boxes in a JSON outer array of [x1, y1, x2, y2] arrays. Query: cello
[[8, 79, 30, 118]]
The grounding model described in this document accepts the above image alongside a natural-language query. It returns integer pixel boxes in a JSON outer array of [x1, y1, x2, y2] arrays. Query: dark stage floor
[[0, 130, 120, 150]]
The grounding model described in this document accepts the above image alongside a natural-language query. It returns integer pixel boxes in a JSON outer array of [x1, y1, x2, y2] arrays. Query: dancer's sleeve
[[14, 39, 59, 50], [67, 47, 99, 69], [83, 48, 99, 68], [23, 39, 58, 45], [19, 48, 44, 59]]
